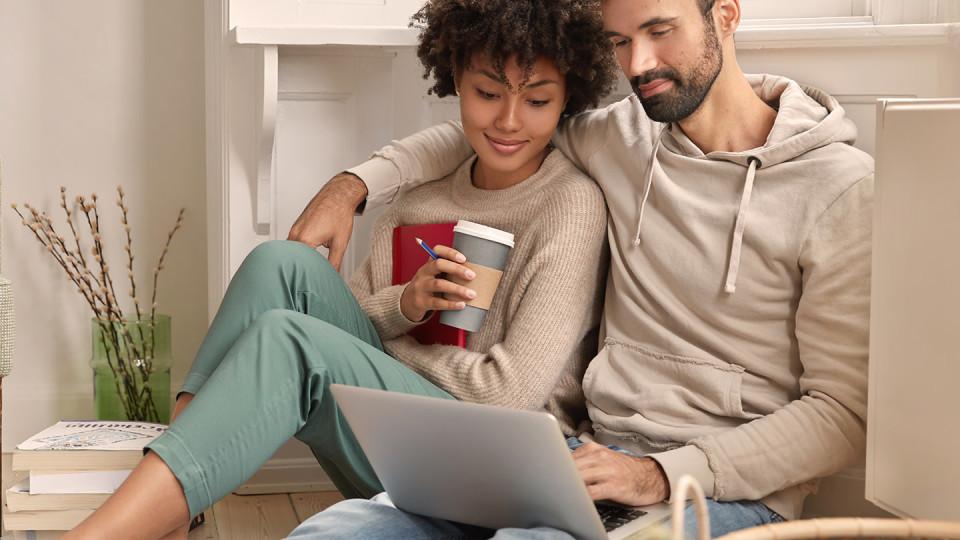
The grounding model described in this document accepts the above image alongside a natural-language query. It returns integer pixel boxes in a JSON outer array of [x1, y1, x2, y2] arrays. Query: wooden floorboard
[[211, 493, 301, 540], [289, 492, 345, 523]]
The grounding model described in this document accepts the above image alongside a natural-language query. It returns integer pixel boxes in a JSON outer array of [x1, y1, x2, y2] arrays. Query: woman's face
[[458, 53, 567, 187]]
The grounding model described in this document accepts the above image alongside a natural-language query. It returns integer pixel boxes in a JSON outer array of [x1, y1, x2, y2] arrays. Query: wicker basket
[[670, 476, 960, 540], [0, 276, 13, 379]]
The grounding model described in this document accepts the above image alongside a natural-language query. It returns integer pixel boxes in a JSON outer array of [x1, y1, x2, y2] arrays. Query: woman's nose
[[494, 99, 522, 132]]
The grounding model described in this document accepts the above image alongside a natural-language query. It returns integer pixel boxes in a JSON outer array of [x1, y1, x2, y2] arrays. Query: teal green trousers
[[146, 240, 454, 518]]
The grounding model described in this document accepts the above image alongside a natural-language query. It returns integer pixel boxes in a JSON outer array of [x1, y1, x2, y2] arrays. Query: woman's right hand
[[400, 244, 477, 322]]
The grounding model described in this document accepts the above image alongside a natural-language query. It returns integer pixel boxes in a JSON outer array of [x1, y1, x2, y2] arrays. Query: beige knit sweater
[[347, 150, 608, 435]]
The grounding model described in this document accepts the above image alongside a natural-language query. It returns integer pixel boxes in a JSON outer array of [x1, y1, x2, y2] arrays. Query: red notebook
[[392, 223, 467, 348]]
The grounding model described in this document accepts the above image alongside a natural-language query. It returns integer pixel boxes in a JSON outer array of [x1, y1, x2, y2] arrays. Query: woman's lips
[[638, 79, 674, 98], [485, 134, 528, 155]]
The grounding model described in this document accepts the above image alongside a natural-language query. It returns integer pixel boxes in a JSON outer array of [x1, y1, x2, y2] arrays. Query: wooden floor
[[187, 491, 345, 540], [2, 454, 345, 539]]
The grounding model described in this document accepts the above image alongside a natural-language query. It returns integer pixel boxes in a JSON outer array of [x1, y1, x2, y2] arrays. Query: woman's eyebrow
[[479, 69, 509, 85], [523, 80, 559, 89]]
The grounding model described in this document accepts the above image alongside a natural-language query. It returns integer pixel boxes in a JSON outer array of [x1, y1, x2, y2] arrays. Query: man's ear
[[714, 0, 742, 39]]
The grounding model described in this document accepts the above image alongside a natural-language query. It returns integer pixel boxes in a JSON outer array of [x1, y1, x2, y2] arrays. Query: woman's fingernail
[[467, 289, 477, 299], [456, 253, 466, 262], [465, 270, 476, 279], [457, 302, 466, 309]]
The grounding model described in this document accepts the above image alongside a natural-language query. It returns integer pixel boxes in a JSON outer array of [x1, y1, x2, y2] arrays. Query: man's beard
[[631, 21, 723, 123]]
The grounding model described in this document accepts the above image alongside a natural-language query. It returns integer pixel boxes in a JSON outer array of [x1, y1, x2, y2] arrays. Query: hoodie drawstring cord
[[633, 127, 668, 246], [724, 157, 760, 294]]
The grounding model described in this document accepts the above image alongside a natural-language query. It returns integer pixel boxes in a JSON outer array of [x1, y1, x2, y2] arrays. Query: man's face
[[602, 0, 723, 123]]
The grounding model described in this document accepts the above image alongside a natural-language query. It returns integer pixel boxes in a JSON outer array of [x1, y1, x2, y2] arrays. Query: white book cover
[[28, 470, 132, 495], [16, 421, 166, 451], [6, 480, 111, 511]]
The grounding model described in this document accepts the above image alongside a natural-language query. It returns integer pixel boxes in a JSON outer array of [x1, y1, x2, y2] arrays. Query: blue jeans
[[287, 438, 785, 539]]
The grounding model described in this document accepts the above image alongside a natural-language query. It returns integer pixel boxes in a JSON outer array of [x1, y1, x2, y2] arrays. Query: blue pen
[[415, 237, 440, 260]]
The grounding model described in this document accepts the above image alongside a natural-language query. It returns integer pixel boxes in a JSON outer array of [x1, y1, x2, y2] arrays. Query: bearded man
[[287, 0, 874, 536]]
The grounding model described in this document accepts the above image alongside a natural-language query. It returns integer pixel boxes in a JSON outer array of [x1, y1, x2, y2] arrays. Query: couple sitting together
[[67, 0, 873, 538]]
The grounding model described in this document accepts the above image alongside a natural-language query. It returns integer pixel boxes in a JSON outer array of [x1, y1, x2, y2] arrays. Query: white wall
[[0, 0, 207, 451]]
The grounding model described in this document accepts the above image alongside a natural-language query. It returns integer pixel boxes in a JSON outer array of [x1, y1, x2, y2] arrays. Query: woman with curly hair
[[66, 1, 617, 538]]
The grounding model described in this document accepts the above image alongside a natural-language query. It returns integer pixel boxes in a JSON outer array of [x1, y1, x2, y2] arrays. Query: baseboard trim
[[234, 457, 337, 495]]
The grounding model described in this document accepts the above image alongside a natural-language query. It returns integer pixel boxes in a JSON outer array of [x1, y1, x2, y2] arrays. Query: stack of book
[[3, 421, 165, 536]]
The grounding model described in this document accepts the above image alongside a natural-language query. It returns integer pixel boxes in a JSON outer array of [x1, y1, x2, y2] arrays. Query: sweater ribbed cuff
[[347, 157, 402, 214], [362, 284, 426, 340], [648, 445, 716, 502]]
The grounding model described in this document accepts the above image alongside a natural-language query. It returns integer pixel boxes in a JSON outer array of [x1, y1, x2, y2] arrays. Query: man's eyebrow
[[638, 16, 679, 29], [604, 16, 679, 36]]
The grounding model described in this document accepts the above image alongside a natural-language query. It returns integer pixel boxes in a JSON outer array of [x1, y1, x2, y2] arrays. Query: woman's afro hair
[[411, 0, 620, 118]]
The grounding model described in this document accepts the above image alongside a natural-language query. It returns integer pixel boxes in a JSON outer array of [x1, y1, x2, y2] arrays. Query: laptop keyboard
[[596, 503, 648, 532]]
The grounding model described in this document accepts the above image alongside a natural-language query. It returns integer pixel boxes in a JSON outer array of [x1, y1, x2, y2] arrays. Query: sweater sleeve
[[385, 183, 609, 410], [347, 121, 474, 212], [347, 210, 427, 341], [652, 175, 873, 502]]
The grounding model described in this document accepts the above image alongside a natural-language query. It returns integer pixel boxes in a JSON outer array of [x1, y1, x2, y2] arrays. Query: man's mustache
[[631, 69, 681, 90]]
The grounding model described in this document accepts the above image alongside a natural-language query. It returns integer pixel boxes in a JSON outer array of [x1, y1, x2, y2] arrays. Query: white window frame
[[741, 0, 960, 25]]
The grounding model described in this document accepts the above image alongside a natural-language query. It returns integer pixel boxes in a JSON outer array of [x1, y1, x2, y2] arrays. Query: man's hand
[[287, 172, 368, 271], [573, 442, 670, 506]]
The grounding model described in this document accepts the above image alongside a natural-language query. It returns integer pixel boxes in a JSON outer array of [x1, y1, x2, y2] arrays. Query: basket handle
[[672, 475, 711, 540]]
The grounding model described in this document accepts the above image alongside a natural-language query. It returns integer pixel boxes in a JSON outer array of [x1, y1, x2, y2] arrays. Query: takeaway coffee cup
[[440, 220, 515, 332]]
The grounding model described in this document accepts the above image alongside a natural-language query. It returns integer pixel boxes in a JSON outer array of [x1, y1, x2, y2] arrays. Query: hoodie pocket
[[584, 337, 760, 431]]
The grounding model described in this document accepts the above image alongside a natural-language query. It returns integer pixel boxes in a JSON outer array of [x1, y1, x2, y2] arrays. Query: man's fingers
[[572, 441, 606, 457], [577, 465, 609, 486], [586, 481, 614, 502], [327, 232, 349, 272]]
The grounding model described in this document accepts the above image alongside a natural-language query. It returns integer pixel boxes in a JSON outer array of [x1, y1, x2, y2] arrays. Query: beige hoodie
[[349, 74, 874, 519]]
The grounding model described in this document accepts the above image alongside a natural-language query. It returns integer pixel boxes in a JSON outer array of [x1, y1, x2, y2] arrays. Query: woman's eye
[[651, 28, 673, 37], [529, 100, 551, 107], [612, 38, 629, 48], [476, 89, 498, 100]]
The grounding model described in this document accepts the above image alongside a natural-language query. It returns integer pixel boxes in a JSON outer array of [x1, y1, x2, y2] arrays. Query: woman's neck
[[471, 148, 549, 190]]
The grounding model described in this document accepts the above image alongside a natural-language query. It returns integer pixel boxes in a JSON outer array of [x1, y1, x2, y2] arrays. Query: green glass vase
[[90, 315, 172, 424]]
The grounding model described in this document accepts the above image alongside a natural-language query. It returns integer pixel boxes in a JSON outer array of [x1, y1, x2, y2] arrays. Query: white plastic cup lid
[[453, 220, 515, 248]]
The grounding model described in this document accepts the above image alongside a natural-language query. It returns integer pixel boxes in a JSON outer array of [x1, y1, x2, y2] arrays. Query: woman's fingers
[[430, 257, 476, 282], [425, 296, 467, 311], [432, 245, 466, 263], [426, 277, 476, 301]]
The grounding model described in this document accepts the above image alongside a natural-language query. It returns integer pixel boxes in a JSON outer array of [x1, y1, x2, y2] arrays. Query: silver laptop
[[330, 384, 672, 540]]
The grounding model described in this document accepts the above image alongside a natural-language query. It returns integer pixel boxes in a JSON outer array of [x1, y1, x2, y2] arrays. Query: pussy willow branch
[[12, 188, 180, 422], [147, 207, 184, 368], [116, 186, 150, 369]]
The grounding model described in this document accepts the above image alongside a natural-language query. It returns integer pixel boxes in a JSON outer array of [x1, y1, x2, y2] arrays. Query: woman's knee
[[241, 240, 337, 280]]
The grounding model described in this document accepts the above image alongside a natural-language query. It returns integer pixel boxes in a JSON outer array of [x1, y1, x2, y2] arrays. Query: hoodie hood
[[660, 74, 860, 167], [633, 74, 861, 293]]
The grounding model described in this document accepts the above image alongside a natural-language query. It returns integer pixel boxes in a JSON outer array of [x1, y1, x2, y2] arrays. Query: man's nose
[[627, 40, 658, 78]]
